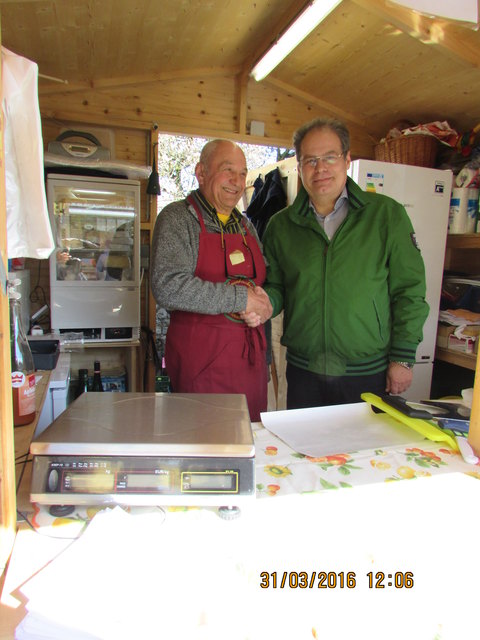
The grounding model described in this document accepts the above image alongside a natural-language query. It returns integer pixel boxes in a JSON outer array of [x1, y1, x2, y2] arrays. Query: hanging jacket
[[246, 167, 286, 240]]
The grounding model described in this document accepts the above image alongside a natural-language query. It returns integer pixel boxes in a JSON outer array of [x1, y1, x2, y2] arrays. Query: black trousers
[[286, 362, 387, 410]]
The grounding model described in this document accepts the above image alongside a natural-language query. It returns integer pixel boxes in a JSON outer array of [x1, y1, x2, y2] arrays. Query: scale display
[[30, 393, 255, 507]]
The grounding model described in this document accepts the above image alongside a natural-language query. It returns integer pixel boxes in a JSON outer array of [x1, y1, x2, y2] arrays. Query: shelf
[[64, 341, 140, 391], [446, 234, 480, 250], [435, 347, 478, 371]]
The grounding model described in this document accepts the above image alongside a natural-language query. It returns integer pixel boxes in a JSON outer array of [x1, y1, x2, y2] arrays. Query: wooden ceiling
[[2, 0, 480, 157]]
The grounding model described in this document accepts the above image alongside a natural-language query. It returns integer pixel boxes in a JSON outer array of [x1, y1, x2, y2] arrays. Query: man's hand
[[240, 311, 262, 327], [240, 286, 272, 326], [386, 362, 413, 396]]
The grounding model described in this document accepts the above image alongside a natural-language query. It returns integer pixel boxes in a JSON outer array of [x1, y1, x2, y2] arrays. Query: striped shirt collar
[[192, 189, 245, 233]]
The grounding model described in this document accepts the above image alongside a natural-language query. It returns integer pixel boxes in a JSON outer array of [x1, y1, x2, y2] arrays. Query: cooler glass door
[[48, 174, 140, 331]]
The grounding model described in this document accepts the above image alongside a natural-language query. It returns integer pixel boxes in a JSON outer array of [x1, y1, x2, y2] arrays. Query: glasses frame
[[300, 153, 345, 170]]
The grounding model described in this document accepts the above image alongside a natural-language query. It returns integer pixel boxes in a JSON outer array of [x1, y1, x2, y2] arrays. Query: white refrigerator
[[348, 159, 453, 401]]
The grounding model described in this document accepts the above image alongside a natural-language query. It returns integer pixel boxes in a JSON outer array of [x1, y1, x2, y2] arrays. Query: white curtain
[[2, 46, 54, 259]]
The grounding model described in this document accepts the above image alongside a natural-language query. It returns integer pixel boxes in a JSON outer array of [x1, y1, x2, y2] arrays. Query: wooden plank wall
[[38, 76, 376, 159]]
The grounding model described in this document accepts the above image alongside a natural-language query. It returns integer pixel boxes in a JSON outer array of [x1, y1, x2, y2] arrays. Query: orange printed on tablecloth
[[266, 484, 281, 496], [264, 445, 278, 456], [306, 454, 351, 465]]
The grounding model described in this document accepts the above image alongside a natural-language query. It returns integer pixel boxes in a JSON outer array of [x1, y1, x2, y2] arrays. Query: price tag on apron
[[229, 249, 245, 266]]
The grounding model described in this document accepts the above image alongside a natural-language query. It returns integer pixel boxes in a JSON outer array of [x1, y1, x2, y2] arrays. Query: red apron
[[165, 196, 268, 421]]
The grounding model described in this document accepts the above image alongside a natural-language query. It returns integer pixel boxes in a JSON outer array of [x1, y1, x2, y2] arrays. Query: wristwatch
[[391, 361, 414, 370]]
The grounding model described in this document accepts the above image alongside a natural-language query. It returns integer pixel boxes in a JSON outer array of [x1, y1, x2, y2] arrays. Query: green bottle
[[75, 368, 89, 398]]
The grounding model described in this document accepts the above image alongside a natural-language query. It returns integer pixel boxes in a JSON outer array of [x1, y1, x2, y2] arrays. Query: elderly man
[[261, 117, 429, 409], [151, 139, 272, 421]]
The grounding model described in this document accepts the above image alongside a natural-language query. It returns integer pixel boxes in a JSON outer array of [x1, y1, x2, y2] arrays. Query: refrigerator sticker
[[434, 181, 446, 194], [365, 172, 384, 193]]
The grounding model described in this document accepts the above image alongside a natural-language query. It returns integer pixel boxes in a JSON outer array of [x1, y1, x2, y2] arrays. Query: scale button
[[47, 469, 59, 492]]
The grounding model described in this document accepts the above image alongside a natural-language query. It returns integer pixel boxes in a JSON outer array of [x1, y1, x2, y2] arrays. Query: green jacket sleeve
[[386, 202, 429, 362]]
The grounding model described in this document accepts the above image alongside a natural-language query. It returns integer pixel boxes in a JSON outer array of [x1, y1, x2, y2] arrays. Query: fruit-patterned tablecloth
[[253, 422, 480, 498], [25, 421, 480, 538]]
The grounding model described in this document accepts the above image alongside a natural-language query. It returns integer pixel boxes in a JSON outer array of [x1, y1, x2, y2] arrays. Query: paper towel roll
[[448, 187, 479, 234]]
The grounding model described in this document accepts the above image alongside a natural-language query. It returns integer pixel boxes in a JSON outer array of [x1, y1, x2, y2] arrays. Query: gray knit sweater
[[150, 194, 265, 315]]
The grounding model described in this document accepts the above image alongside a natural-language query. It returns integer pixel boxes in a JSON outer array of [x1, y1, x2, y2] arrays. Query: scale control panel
[[31, 454, 255, 506]]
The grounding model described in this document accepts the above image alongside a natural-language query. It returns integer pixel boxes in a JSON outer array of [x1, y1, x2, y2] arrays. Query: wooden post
[[467, 348, 480, 456], [145, 130, 159, 392]]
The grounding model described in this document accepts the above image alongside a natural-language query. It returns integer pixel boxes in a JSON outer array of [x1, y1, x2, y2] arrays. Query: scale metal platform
[[30, 392, 255, 508]]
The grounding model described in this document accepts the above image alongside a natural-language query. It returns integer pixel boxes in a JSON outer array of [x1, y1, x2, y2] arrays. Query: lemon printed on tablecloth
[[465, 470, 480, 480], [264, 464, 292, 478], [370, 459, 391, 470], [385, 465, 432, 482]]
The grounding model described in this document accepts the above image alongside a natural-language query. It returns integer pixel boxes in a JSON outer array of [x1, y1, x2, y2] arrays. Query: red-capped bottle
[[91, 360, 104, 392], [10, 291, 36, 426]]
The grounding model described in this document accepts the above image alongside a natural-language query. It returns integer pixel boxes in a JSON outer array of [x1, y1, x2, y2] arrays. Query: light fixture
[[250, 0, 343, 81]]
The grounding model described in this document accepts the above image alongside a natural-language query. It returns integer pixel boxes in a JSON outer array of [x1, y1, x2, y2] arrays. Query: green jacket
[[262, 177, 429, 376]]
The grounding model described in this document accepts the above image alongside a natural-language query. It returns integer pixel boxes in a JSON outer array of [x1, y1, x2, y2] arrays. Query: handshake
[[239, 286, 273, 328]]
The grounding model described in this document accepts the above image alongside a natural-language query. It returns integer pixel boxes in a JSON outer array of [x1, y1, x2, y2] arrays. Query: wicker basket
[[374, 134, 438, 167]]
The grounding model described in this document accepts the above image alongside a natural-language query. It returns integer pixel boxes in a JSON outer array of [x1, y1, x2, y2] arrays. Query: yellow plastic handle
[[361, 392, 459, 452]]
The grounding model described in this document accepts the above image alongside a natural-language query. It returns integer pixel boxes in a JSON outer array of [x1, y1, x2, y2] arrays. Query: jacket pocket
[[372, 299, 385, 341]]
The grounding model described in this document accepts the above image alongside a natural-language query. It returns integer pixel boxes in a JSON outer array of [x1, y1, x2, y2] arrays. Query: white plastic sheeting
[[2, 47, 54, 259]]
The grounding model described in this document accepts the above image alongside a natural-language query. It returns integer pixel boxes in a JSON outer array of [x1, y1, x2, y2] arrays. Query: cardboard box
[[437, 323, 480, 353], [436, 324, 455, 349], [447, 333, 476, 353]]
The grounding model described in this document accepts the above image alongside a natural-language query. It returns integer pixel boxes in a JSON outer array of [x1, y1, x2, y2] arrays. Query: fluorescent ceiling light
[[251, 0, 343, 81]]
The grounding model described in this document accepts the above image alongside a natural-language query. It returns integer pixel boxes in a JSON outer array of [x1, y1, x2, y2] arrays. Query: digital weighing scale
[[30, 393, 255, 508]]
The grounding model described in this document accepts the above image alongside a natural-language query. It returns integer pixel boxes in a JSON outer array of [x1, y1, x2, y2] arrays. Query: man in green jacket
[[260, 117, 429, 409]]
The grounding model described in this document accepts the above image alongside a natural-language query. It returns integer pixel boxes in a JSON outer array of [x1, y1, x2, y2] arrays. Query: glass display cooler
[[47, 174, 141, 342]]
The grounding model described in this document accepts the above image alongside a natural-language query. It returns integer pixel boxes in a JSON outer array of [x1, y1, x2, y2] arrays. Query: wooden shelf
[[444, 234, 480, 279], [64, 341, 141, 391], [435, 347, 478, 371], [446, 234, 480, 250]]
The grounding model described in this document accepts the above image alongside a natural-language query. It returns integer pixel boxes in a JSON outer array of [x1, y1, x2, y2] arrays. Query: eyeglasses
[[300, 154, 344, 169]]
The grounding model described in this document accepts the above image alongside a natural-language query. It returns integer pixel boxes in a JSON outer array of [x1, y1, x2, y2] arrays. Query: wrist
[[390, 361, 414, 370]]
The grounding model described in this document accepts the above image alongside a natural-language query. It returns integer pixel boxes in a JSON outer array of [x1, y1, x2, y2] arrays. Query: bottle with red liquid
[[10, 290, 36, 426]]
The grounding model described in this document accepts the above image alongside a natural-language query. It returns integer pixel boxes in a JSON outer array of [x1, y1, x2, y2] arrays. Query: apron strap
[[187, 194, 207, 232], [243, 326, 267, 366]]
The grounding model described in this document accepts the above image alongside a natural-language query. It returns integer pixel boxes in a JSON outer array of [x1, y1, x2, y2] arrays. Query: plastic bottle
[[91, 360, 104, 391], [10, 291, 36, 426], [75, 368, 89, 398]]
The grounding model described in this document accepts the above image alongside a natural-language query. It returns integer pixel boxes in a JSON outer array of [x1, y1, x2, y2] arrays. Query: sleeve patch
[[410, 232, 420, 251]]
